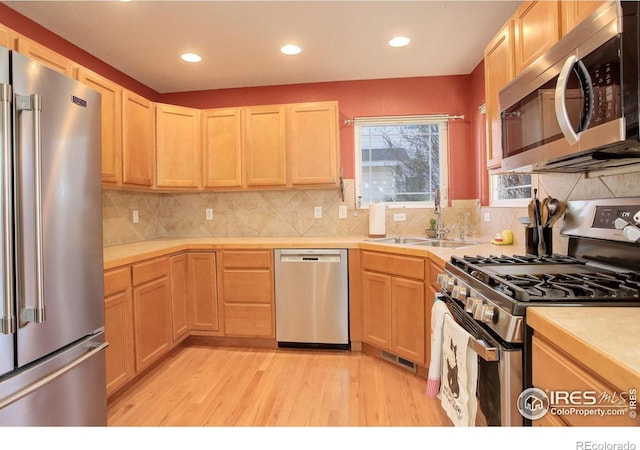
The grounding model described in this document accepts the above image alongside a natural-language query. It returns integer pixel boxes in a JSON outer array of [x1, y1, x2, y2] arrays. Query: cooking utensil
[[547, 201, 566, 228], [518, 216, 531, 226], [541, 197, 549, 230], [533, 189, 545, 254], [545, 198, 561, 228]]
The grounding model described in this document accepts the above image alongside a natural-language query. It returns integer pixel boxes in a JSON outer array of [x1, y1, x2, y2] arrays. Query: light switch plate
[[338, 205, 347, 219], [132, 210, 139, 223], [206, 208, 213, 220], [393, 213, 406, 222], [484, 212, 491, 223], [314, 206, 322, 219]]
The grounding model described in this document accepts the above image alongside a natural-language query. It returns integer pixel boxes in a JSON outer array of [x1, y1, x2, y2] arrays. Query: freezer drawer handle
[[0, 341, 108, 410], [15, 94, 45, 325], [0, 84, 14, 335]]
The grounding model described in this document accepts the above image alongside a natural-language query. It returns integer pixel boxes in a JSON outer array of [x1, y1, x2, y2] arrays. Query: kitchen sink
[[366, 236, 482, 248], [365, 236, 429, 244], [411, 239, 482, 248]]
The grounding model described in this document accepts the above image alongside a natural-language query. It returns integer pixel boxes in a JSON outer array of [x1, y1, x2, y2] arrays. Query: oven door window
[[501, 36, 621, 158]]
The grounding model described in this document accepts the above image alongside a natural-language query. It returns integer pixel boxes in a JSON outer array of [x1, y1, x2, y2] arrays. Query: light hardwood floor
[[107, 342, 452, 426]]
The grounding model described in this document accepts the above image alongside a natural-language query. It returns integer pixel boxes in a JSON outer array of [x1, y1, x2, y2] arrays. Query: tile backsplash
[[103, 169, 640, 248]]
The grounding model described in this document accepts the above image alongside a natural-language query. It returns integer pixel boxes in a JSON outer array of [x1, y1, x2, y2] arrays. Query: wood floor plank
[[107, 343, 452, 427]]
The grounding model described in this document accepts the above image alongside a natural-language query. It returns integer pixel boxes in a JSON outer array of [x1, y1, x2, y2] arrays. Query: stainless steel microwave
[[499, 1, 640, 173]]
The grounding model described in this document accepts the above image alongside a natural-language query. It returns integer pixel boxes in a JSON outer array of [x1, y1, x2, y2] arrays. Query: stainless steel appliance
[[436, 197, 640, 426], [0, 45, 106, 425], [499, 1, 640, 173], [274, 249, 349, 348]]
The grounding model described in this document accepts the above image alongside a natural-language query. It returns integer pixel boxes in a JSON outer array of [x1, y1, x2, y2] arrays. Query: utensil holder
[[525, 227, 552, 256]]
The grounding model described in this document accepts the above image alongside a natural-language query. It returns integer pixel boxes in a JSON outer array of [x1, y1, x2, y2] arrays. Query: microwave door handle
[[555, 56, 594, 145]]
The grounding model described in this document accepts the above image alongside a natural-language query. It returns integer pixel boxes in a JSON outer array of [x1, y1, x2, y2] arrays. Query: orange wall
[[163, 76, 479, 200], [1, 3, 485, 201]]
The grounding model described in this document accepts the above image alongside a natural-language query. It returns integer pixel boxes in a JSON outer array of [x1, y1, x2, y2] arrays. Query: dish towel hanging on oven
[[440, 314, 478, 426], [426, 298, 449, 397]]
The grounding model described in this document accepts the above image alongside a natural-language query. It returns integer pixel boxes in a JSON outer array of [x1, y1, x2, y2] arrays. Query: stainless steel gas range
[[436, 197, 640, 426]]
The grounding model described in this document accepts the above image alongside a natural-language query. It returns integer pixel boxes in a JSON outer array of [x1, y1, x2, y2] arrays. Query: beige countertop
[[528, 307, 640, 391], [103, 236, 525, 270]]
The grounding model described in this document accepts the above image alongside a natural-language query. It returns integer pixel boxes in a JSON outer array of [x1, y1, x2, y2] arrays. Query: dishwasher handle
[[277, 249, 344, 263]]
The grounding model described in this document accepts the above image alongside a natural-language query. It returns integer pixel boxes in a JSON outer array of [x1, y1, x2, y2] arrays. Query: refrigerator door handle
[[0, 84, 14, 335], [0, 341, 108, 410], [15, 94, 45, 325]]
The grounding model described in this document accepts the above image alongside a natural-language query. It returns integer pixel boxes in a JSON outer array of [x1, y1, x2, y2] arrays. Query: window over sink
[[490, 173, 538, 207], [354, 115, 449, 208]]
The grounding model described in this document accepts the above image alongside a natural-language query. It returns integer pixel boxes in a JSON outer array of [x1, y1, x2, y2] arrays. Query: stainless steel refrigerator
[[0, 45, 107, 426]]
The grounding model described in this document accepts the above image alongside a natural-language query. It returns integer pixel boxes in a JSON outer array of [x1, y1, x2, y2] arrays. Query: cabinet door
[[0, 24, 11, 49], [122, 90, 155, 187], [391, 277, 425, 363], [104, 267, 134, 397], [156, 104, 201, 188], [513, 1, 561, 75], [77, 67, 123, 184], [188, 252, 219, 331], [561, 1, 604, 36], [362, 271, 391, 350], [287, 101, 339, 186], [244, 105, 287, 187], [133, 277, 172, 371], [202, 108, 243, 188], [14, 36, 75, 77], [170, 254, 189, 341], [484, 21, 515, 170]]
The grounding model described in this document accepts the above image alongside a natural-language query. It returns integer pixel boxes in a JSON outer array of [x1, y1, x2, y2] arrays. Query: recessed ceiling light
[[281, 44, 302, 56], [181, 53, 202, 63], [389, 36, 410, 48]]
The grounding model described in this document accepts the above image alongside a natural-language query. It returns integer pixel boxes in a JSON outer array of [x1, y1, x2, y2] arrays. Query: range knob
[[436, 273, 448, 289], [445, 278, 456, 293], [455, 285, 468, 301], [466, 297, 483, 314], [474, 304, 497, 324]]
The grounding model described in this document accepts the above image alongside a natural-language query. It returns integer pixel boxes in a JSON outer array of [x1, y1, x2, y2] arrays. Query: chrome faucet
[[434, 189, 449, 239]]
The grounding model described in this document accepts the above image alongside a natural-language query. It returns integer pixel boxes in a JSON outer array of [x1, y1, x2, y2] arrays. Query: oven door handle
[[469, 338, 499, 362]]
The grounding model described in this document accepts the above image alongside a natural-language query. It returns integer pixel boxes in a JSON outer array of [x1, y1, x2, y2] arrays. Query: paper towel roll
[[368, 202, 386, 237]]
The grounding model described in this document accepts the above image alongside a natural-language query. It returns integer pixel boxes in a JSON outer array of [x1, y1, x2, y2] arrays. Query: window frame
[[354, 115, 449, 209], [489, 173, 539, 207]]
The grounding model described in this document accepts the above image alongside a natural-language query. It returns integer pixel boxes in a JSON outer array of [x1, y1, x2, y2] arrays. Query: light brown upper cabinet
[[77, 68, 123, 185], [244, 105, 287, 187], [122, 90, 155, 187], [0, 24, 11, 49], [202, 108, 243, 188], [484, 21, 514, 170], [513, 1, 561, 75], [287, 101, 340, 187], [14, 35, 76, 77], [156, 104, 201, 189], [561, 1, 605, 36]]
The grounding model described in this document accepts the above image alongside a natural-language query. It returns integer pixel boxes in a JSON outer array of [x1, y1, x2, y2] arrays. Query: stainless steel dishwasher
[[274, 249, 349, 348]]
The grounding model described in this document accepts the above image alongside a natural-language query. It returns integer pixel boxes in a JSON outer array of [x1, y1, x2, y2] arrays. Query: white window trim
[[489, 173, 539, 207], [354, 115, 449, 209]]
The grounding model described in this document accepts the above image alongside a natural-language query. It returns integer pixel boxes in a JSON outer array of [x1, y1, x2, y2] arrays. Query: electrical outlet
[[484, 212, 491, 223], [314, 206, 323, 219], [338, 205, 347, 219], [206, 208, 213, 221], [132, 210, 139, 224], [393, 213, 406, 222]]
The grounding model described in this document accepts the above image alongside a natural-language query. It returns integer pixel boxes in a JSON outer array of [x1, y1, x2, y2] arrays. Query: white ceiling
[[3, 1, 521, 94]]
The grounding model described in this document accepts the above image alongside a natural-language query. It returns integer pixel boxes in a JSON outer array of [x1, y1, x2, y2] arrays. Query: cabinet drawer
[[362, 251, 424, 280], [104, 267, 131, 297], [132, 257, 170, 286], [222, 250, 272, 269], [222, 270, 272, 303], [532, 335, 638, 426], [224, 304, 273, 337]]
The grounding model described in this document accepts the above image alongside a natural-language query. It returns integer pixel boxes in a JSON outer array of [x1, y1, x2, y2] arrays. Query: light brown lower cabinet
[[219, 249, 274, 338], [188, 252, 220, 332], [361, 251, 426, 364], [170, 254, 189, 341], [104, 266, 135, 397], [532, 334, 639, 427], [132, 257, 172, 372]]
